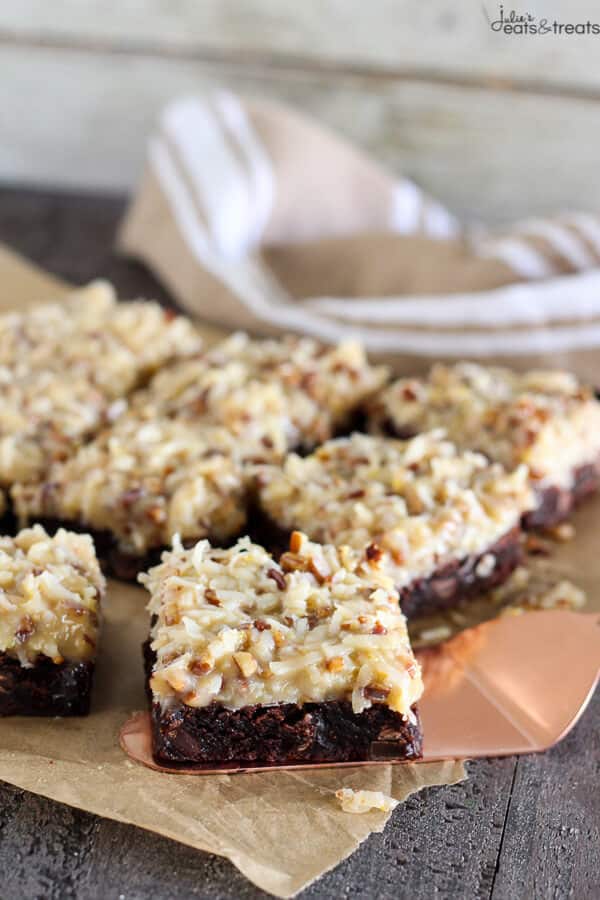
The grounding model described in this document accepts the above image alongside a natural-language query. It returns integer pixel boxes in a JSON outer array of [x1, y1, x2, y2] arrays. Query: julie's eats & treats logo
[[486, 4, 600, 35]]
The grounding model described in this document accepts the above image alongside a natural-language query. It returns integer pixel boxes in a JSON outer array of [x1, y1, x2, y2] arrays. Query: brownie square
[[129, 331, 388, 460], [256, 432, 530, 618], [0, 525, 104, 716], [140, 533, 423, 765], [12, 419, 248, 576], [369, 363, 600, 527], [0, 281, 203, 488]]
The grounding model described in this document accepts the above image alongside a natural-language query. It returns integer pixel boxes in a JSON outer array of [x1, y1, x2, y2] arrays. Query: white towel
[[118, 91, 600, 379]]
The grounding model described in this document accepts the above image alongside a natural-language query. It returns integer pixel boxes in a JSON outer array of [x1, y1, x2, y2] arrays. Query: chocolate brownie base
[[143, 643, 421, 765], [0, 652, 94, 716], [523, 461, 600, 529], [399, 526, 522, 620], [150, 699, 422, 766]]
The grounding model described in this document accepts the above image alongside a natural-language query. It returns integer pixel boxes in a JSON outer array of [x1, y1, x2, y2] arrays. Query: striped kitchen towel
[[118, 92, 600, 379]]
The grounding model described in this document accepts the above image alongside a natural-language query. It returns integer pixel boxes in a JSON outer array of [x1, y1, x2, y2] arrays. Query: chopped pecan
[[346, 489, 365, 500], [525, 535, 550, 556], [205, 588, 220, 606], [308, 556, 330, 584], [365, 543, 383, 565], [280, 552, 305, 573], [289, 531, 304, 553], [267, 567, 286, 589], [546, 522, 575, 543], [121, 488, 143, 506], [190, 658, 212, 676], [233, 651, 258, 678], [326, 656, 345, 672], [145, 505, 166, 523]]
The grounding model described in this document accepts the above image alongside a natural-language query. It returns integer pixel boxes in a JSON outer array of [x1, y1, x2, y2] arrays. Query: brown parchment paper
[[0, 247, 466, 898]]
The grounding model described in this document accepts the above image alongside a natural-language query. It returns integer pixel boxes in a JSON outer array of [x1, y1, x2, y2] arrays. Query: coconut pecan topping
[[371, 362, 600, 491], [0, 525, 104, 666], [140, 533, 422, 717]]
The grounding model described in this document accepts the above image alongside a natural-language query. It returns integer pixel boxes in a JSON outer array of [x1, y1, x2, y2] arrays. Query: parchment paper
[[0, 247, 466, 898]]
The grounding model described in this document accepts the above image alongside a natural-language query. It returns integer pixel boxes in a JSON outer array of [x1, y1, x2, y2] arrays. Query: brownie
[[150, 696, 422, 765], [370, 363, 600, 527], [386, 429, 600, 532], [140, 534, 424, 766], [523, 461, 600, 529], [249, 509, 522, 620], [11, 418, 248, 572], [256, 432, 531, 618], [0, 282, 203, 488], [0, 525, 104, 717], [130, 331, 387, 459], [398, 526, 522, 619], [0, 653, 94, 717]]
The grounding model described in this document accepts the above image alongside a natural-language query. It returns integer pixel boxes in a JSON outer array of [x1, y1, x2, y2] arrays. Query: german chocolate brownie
[[0, 525, 104, 716], [12, 419, 248, 573], [140, 533, 423, 765], [255, 432, 531, 618], [368, 362, 600, 528], [0, 281, 203, 488], [129, 331, 388, 461]]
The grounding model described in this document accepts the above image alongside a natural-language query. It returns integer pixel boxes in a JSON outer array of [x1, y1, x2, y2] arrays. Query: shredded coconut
[[257, 432, 532, 589], [335, 788, 399, 814], [0, 525, 104, 666], [130, 332, 388, 460], [370, 362, 600, 490], [140, 531, 423, 715], [13, 418, 247, 555]]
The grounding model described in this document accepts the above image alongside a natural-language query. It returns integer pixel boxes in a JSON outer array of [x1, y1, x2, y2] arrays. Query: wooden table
[[0, 187, 597, 900]]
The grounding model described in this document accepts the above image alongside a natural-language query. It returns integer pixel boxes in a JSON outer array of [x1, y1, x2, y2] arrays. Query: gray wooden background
[[1, 0, 599, 224]]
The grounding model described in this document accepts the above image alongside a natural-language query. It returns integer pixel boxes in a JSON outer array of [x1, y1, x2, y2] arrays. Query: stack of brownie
[[2, 286, 599, 770]]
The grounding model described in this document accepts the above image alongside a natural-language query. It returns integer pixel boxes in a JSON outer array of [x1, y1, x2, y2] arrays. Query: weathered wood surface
[[1, 45, 599, 223], [0, 187, 597, 899], [3, 0, 600, 92], [1, 0, 600, 220]]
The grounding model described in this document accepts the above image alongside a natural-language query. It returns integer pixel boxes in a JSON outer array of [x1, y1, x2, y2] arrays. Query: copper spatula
[[120, 610, 599, 774]]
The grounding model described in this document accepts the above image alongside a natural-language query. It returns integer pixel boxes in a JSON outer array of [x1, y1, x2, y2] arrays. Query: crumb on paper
[[415, 624, 452, 644], [501, 578, 586, 616], [544, 522, 575, 543], [335, 788, 399, 814]]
